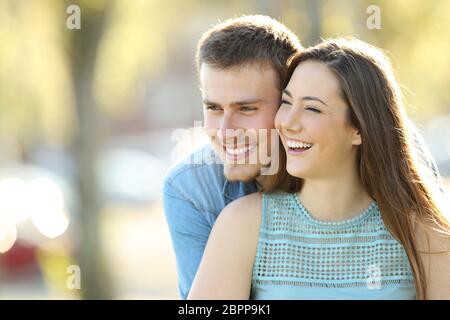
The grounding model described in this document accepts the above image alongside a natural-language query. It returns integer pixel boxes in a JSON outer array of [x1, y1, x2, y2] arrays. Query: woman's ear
[[351, 129, 362, 146]]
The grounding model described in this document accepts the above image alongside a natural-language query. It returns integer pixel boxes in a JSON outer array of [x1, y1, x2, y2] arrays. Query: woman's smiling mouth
[[285, 138, 313, 155]]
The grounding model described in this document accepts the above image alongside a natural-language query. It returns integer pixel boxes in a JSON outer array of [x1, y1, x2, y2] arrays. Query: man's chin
[[223, 164, 260, 182]]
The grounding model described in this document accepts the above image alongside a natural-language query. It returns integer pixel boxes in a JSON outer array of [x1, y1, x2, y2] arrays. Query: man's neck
[[254, 175, 266, 189]]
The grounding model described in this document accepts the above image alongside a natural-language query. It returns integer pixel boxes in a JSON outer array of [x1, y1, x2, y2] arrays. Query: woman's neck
[[298, 170, 373, 222]]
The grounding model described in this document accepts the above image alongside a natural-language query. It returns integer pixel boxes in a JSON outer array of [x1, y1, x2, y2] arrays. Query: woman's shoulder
[[220, 192, 263, 221], [413, 215, 450, 299], [214, 192, 263, 237]]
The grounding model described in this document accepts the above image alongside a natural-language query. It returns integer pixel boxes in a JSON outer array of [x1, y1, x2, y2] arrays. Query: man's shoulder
[[163, 144, 225, 192]]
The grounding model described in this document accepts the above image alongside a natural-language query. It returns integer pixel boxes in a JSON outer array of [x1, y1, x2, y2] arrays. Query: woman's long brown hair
[[263, 38, 450, 299]]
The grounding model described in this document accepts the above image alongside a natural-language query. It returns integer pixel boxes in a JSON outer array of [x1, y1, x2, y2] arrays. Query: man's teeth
[[286, 139, 313, 149], [225, 144, 256, 155]]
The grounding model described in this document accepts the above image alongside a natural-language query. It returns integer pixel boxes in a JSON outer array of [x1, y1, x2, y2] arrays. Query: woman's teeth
[[286, 139, 313, 149], [225, 143, 257, 155]]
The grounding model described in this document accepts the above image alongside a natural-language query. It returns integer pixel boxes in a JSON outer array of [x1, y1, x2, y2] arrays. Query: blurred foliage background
[[0, 0, 449, 299]]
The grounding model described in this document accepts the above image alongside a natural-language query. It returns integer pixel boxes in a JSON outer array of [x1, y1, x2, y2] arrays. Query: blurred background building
[[0, 0, 449, 299]]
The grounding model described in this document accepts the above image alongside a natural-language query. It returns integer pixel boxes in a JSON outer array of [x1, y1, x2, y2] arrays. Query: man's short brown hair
[[196, 15, 302, 89]]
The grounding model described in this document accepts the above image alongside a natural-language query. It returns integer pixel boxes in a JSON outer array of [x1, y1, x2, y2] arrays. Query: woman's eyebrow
[[302, 96, 329, 107], [283, 89, 329, 107], [282, 89, 292, 98]]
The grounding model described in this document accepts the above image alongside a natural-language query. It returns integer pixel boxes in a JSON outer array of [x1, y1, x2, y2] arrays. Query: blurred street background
[[0, 0, 449, 299]]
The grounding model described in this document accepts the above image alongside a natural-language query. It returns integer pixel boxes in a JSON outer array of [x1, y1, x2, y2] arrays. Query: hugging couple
[[163, 15, 450, 300]]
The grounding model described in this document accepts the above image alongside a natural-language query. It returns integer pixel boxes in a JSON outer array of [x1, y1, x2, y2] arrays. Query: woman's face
[[275, 60, 362, 180]]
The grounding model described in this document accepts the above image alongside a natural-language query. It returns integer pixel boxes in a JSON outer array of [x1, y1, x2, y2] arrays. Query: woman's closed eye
[[305, 106, 322, 113], [280, 99, 292, 106]]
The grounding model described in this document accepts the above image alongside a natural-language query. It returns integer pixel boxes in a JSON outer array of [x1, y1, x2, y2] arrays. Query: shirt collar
[[222, 177, 261, 202]]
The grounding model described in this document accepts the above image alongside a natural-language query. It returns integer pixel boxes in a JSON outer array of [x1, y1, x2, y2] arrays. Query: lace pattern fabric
[[251, 191, 415, 299]]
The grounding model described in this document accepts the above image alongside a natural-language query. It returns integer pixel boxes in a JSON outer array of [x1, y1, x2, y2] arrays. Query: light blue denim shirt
[[163, 144, 259, 299]]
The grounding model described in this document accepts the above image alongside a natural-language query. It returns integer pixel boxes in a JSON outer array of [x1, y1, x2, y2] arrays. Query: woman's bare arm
[[187, 193, 262, 300], [415, 218, 450, 299]]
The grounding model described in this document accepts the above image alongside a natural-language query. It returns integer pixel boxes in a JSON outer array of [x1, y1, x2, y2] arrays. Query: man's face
[[200, 63, 280, 182]]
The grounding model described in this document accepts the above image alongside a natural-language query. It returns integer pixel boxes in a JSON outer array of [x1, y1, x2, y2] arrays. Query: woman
[[188, 38, 450, 299]]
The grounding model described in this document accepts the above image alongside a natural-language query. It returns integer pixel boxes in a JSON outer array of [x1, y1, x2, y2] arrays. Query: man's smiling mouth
[[223, 143, 257, 156]]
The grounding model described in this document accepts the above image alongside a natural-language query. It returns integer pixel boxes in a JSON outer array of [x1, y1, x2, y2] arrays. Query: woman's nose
[[278, 108, 303, 132]]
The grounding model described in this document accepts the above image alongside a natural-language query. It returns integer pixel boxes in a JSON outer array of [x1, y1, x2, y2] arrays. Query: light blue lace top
[[250, 191, 416, 300]]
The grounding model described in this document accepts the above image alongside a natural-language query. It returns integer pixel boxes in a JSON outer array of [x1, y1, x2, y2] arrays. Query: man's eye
[[306, 106, 321, 113], [240, 106, 256, 112], [206, 105, 222, 111]]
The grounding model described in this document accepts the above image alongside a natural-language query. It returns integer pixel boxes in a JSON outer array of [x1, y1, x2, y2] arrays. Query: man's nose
[[218, 112, 240, 142]]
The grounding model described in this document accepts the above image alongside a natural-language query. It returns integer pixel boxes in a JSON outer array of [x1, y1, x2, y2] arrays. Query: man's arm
[[187, 193, 262, 300], [163, 179, 212, 299]]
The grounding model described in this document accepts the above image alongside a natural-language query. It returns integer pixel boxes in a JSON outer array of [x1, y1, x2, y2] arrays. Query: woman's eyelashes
[[280, 99, 322, 114], [305, 106, 322, 113]]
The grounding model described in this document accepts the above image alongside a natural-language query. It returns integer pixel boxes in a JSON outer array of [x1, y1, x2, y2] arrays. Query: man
[[163, 15, 301, 299], [163, 15, 441, 299]]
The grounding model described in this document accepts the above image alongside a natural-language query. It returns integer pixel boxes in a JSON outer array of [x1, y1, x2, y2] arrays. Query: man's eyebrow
[[231, 99, 263, 105], [202, 99, 263, 105], [302, 96, 329, 107], [203, 99, 218, 105]]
